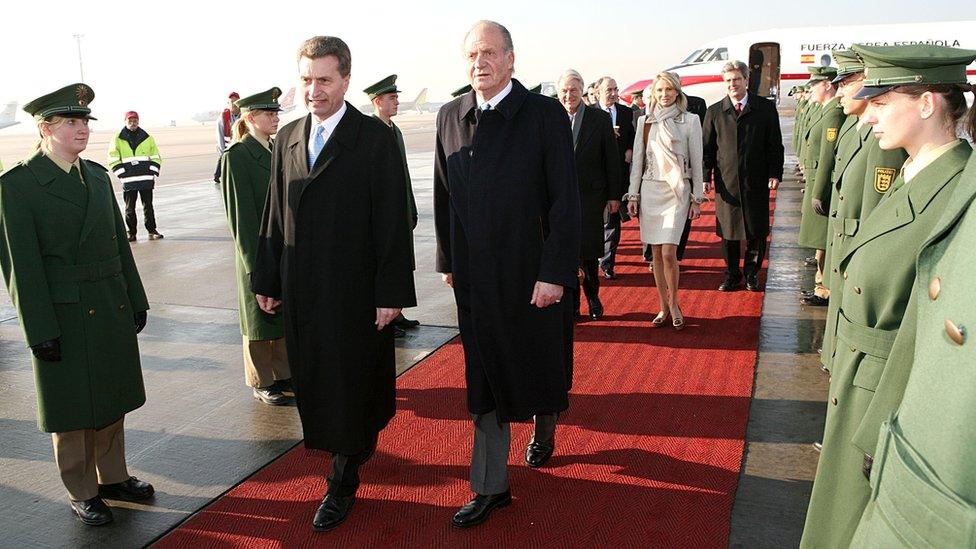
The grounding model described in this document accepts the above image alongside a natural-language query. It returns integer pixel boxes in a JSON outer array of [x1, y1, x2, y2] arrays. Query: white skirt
[[638, 177, 690, 245]]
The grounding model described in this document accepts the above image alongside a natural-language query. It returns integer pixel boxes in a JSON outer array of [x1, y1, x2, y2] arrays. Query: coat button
[[850, 345, 856, 353], [945, 319, 966, 346], [112, 234, 117, 240], [831, 398, 838, 405], [839, 195, 845, 200], [837, 232, 843, 237], [928, 277, 941, 300], [843, 272, 848, 280], [853, 286, 862, 294], [833, 268, 838, 273], [118, 304, 126, 311], [88, 308, 96, 316]]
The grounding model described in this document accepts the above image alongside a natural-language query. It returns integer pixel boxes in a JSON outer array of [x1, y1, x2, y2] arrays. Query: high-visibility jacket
[[107, 128, 162, 191]]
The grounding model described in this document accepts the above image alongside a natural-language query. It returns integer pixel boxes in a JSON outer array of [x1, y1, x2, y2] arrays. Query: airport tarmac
[[0, 112, 827, 548]]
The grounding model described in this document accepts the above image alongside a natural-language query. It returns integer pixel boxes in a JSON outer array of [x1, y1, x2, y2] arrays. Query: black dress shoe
[[392, 314, 420, 329], [745, 275, 760, 292], [801, 294, 829, 306], [718, 277, 742, 291], [799, 289, 815, 297], [147, 231, 164, 240], [312, 493, 355, 532], [70, 497, 113, 526], [253, 386, 288, 405], [803, 256, 818, 266], [587, 299, 604, 319], [126, 232, 137, 242], [99, 476, 155, 501], [603, 268, 615, 280], [524, 437, 555, 468], [451, 491, 512, 528]]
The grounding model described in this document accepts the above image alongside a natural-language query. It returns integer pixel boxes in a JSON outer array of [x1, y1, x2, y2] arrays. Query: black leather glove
[[31, 338, 62, 362], [134, 311, 147, 334], [812, 198, 826, 216]]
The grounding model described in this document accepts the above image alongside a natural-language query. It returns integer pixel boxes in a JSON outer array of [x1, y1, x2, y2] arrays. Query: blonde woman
[[626, 72, 704, 329], [0, 84, 153, 525], [220, 88, 292, 406]]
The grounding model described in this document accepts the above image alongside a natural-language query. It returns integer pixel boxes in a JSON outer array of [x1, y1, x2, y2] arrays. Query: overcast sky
[[0, 0, 972, 128]]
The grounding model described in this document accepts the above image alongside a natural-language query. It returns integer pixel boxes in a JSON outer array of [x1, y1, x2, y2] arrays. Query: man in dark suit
[[557, 69, 620, 319], [702, 60, 784, 291], [434, 20, 580, 528], [251, 36, 417, 532], [594, 76, 635, 279]]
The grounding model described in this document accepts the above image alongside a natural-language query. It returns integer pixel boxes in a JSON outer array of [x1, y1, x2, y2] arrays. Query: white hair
[[558, 69, 585, 90]]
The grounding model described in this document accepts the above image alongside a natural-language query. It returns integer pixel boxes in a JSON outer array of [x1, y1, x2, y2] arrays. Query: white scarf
[[649, 104, 682, 187]]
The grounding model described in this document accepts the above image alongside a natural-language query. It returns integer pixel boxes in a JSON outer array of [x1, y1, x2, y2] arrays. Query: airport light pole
[[73, 34, 85, 82]]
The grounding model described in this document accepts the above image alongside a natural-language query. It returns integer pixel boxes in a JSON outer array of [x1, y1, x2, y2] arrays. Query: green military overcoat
[[220, 135, 284, 341], [850, 151, 976, 548], [821, 126, 907, 367], [0, 152, 149, 433], [796, 102, 819, 167], [792, 99, 808, 156], [798, 97, 845, 249], [800, 141, 971, 549]]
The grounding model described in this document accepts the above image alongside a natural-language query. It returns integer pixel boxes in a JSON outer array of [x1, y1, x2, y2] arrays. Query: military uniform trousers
[[471, 411, 557, 495], [242, 336, 290, 389], [52, 417, 129, 501]]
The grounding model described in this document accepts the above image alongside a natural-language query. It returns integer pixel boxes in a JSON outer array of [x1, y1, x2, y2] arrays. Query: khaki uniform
[[801, 141, 971, 548]]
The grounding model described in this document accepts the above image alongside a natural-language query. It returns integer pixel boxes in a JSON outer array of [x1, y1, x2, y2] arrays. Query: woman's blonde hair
[[34, 116, 68, 153], [646, 72, 688, 113], [232, 114, 251, 142]]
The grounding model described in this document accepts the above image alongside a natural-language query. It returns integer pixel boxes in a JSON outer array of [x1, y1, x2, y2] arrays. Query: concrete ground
[[0, 113, 827, 548]]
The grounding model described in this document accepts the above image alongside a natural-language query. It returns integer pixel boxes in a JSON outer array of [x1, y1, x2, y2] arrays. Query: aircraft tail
[[412, 88, 427, 112], [0, 102, 17, 124], [280, 87, 296, 112]]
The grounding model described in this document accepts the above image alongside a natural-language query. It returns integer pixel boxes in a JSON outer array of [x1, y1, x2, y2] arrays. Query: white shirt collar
[[309, 101, 347, 141], [479, 80, 513, 111], [731, 93, 748, 108]]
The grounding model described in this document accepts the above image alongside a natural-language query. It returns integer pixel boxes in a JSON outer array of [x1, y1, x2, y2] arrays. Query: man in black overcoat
[[594, 75, 635, 279], [251, 36, 417, 532], [556, 69, 620, 319], [702, 60, 784, 292], [434, 20, 580, 528]]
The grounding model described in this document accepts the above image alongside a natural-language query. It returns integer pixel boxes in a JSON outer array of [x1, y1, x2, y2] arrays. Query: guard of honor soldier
[[0, 84, 154, 526], [219, 87, 293, 406], [801, 44, 976, 549]]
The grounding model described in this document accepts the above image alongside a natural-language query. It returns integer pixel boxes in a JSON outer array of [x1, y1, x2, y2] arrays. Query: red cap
[[124, 111, 139, 120], [228, 91, 240, 99]]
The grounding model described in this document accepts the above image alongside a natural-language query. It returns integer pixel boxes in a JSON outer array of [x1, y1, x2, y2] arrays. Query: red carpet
[[156, 200, 767, 548]]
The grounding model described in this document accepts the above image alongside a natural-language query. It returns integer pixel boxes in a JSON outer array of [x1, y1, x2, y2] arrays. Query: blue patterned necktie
[[308, 124, 326, 168]]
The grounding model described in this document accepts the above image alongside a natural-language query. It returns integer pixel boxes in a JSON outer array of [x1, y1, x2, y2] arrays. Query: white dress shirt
[[478, 80, 513, 111], [307, 101, 347, 162]]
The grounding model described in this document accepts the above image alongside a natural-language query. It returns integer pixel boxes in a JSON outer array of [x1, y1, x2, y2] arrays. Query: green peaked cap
[[853, 44, 976, 99], [831, 50, 865, 83], [24, 83, 97, 121], [807, 65, 838, 85], [528, 84, 542, 94], [235, 87, 283, 112], [451, 84, 472, 98], [364, 75, 401, 100]]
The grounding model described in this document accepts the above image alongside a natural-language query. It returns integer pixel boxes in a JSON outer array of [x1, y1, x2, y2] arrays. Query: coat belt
[[836, 311, 898, 359], [45, 256, 122, 283]]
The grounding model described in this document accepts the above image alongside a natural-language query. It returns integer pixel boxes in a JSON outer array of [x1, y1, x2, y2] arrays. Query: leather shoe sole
[[451, 491, 512, 528], [312, 494, 355, 532], [524, 438, 555, 468], [253, 387, 289, 406]]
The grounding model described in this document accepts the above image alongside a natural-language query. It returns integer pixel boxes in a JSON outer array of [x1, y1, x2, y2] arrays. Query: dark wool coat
[[702, 93, 784, 240], [0, 152, 149, 432], [434, 80, 581, 422], [574, 106, 621, 259], [251, 104, 417, 454]]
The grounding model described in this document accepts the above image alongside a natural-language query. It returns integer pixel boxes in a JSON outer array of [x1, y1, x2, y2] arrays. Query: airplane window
[[708, 48, 729, 62], [681, 50, 703, 65], [694, 49, 714, 63]]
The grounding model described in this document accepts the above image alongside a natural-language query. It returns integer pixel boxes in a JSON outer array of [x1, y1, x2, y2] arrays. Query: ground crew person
[[219, 87, 292, 406], [107, 111, 163, 242], [364, 74, 420, 336], [850, 142, 976, 549], [797, 65, 841, 307], [0, 84, 154, 526], [819, 50, 907, 374], [800, 44, 976, 549], [214, 91, 240, 183]]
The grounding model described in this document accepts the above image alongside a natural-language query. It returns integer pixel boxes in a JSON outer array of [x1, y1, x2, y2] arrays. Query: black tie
[[69, 165, 85, 188], [268, 138, 274, 152]]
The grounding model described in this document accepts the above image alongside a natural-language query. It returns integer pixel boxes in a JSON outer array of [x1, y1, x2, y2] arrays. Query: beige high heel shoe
[[651, 310, 671, 328], [672, 307, 685, 331]]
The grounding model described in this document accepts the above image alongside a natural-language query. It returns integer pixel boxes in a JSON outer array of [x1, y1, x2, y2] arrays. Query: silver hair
[[596, 76, 616, 90], [558, 69, 585, 91], [721, 60, 749, 80], [463, 20, 514, 53]]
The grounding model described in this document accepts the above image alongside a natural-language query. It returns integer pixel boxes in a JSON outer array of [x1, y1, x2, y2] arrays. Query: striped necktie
[[308, 124, 326, 168]]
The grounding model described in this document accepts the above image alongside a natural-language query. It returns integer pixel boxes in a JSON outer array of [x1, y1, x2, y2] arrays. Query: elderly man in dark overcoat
[[251, 36, 416, 532], [702, 60, 784, 292], [434, 20, 580, 528]]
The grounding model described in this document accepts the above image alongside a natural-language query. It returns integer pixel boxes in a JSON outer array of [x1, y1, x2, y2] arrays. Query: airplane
[[358, 88, 439, 115], [191, 87, 296, 124], [622, 21, 976, 107], [0, 102, 19, 130]]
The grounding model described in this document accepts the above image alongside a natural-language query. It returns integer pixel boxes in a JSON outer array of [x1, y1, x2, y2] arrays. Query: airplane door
[[748, 42, 781, 101]]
